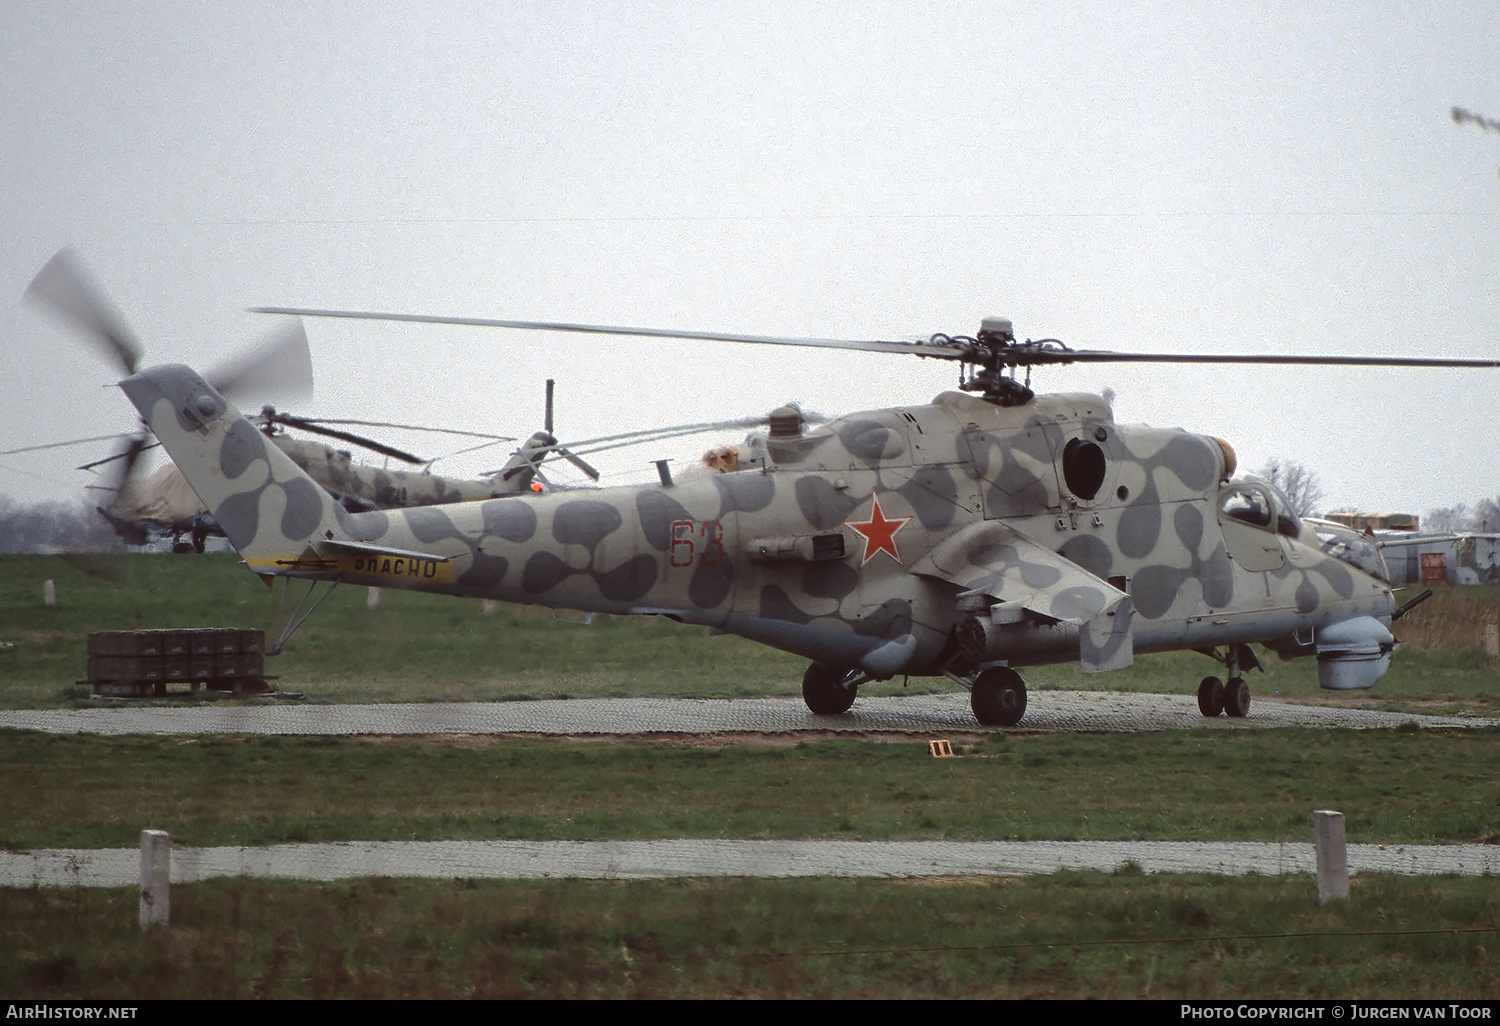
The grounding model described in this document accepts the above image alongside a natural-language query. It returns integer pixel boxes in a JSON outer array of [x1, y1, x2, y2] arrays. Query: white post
[[43, 580, 55, 606], [1313, 810, 1349, 904], [1485, 622, 1498, 659], [366, 586, 381, 610], [139, 829, 171, 929]]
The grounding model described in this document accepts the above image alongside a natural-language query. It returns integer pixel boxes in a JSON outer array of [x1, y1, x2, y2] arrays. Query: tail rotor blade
[[112, 434, 150, 496], [75, 436, 160, 473], [92, 433, 151, 510], [25, 248, 143, 375], [207, 318, 314, 406], [268, 413, 426, 465]]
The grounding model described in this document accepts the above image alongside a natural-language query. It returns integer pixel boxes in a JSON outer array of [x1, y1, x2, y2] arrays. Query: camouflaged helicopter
[[253, 377, 601, 513], [102, 291, 1497, 726]]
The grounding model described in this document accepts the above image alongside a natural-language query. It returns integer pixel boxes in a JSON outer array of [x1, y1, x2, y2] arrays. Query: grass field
[[6, 874, 1498, 999], [2, 728, 1496, 850], [3, 553, 1498, 998]]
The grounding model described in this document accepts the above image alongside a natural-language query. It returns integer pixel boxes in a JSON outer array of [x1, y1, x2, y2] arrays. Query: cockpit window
[[1259, 481, 1303, 538], [1220, 487, 1273, 529], [1221, 481, 1302, 538], [1311, 521, 1390, 582]]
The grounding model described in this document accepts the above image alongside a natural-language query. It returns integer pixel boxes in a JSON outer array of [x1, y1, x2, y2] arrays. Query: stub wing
[[912, 519, 1133, 672]]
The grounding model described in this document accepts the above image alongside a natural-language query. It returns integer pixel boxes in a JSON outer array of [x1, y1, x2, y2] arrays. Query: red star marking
[[846, 491, 913, 566]]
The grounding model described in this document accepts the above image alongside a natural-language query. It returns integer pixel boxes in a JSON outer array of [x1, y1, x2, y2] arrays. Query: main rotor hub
[[978, 317, 1013, 341], [768, 406, 803, 438], [953, 315, 1044, 407]]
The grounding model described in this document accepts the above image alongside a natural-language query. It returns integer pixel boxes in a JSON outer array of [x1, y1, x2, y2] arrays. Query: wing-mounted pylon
[[911, 520, 1134, 672]]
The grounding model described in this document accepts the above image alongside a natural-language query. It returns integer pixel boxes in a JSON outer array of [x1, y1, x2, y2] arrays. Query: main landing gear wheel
[[1197, 676, 1225, 717], [1224, 676, 1251, 718], [971, 666, 1027, 727], [802, 663, 858, 715]]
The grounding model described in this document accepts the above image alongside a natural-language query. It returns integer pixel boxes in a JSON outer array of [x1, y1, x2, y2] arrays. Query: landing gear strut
[[1196, 644, 1257, 718], [801, 663, 864, 715]]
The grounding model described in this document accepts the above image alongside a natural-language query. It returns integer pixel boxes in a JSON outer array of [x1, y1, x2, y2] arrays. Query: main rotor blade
[[556, 447, 600, 481], [511, 417, 768, 462], [0, 433, 143, 459], [77, 439, 161, 472], [252, 305, 1500, 369], [249, 307, 962, 359], [207, 318, 315, 405], [26, 248, 144, 375], [514, 418, 777, 472], [282, 417, 514, 442], [270, 414, 426, 464], [103, 434, 151, 498], [1021, 349, 1500, 369]]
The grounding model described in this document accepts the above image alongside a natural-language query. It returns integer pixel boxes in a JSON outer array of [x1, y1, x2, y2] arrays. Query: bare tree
[[1424, 498, 1500, 534], [1475, 497, 1500, 533], [1255, 458, 1326, 518], [0, 496, 123, 554], [1424, 503, 1474, 533]]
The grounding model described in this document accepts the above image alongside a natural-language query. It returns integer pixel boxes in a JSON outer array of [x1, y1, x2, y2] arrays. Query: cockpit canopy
[[1307, 518, 1391, 583], [1218, 481, 1388, 581], [1219, 480, 1302, 539]]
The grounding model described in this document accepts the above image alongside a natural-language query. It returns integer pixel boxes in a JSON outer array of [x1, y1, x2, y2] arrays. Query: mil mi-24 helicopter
[[251, 375, 604, 513], [96, 277, 1500, 725]]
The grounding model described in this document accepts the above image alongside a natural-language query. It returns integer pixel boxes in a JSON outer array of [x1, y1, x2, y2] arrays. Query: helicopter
[[97, 281, 1500, 726], [250, 377, 600, 514]]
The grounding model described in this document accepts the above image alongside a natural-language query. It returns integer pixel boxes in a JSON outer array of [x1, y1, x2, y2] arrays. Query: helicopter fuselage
[[122, 365, 1395, 693], [321, 389, 1395, 677]]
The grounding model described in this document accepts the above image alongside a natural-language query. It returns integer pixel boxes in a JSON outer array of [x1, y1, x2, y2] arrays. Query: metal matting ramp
[[6, 839, 1500, 887], [0, 692, 1486, 737]]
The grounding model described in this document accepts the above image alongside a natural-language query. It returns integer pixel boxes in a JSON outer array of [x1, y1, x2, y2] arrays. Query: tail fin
[[119, 364, 344, 575]]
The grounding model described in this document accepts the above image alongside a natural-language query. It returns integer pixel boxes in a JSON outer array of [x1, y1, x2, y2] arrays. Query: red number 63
[[670, 519, 724, 568]]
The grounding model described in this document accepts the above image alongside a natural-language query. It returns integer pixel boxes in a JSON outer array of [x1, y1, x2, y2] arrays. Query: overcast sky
[[2, 1, 1496, 517]]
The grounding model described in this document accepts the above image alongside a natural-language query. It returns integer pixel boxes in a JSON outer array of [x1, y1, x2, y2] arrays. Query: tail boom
[[119, 364, 345, 571]]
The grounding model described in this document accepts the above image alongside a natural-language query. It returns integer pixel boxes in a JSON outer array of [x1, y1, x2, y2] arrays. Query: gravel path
[[6, 838, 1497, 887], [0, 691, 1488, 737]]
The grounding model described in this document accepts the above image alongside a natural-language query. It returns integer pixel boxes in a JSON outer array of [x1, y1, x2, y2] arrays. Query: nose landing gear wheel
[[971, 666, 1027, 726], [802, 663, 858, 715], [1224, 676, 1251, 718], [1197, 676, 1226, 717]]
